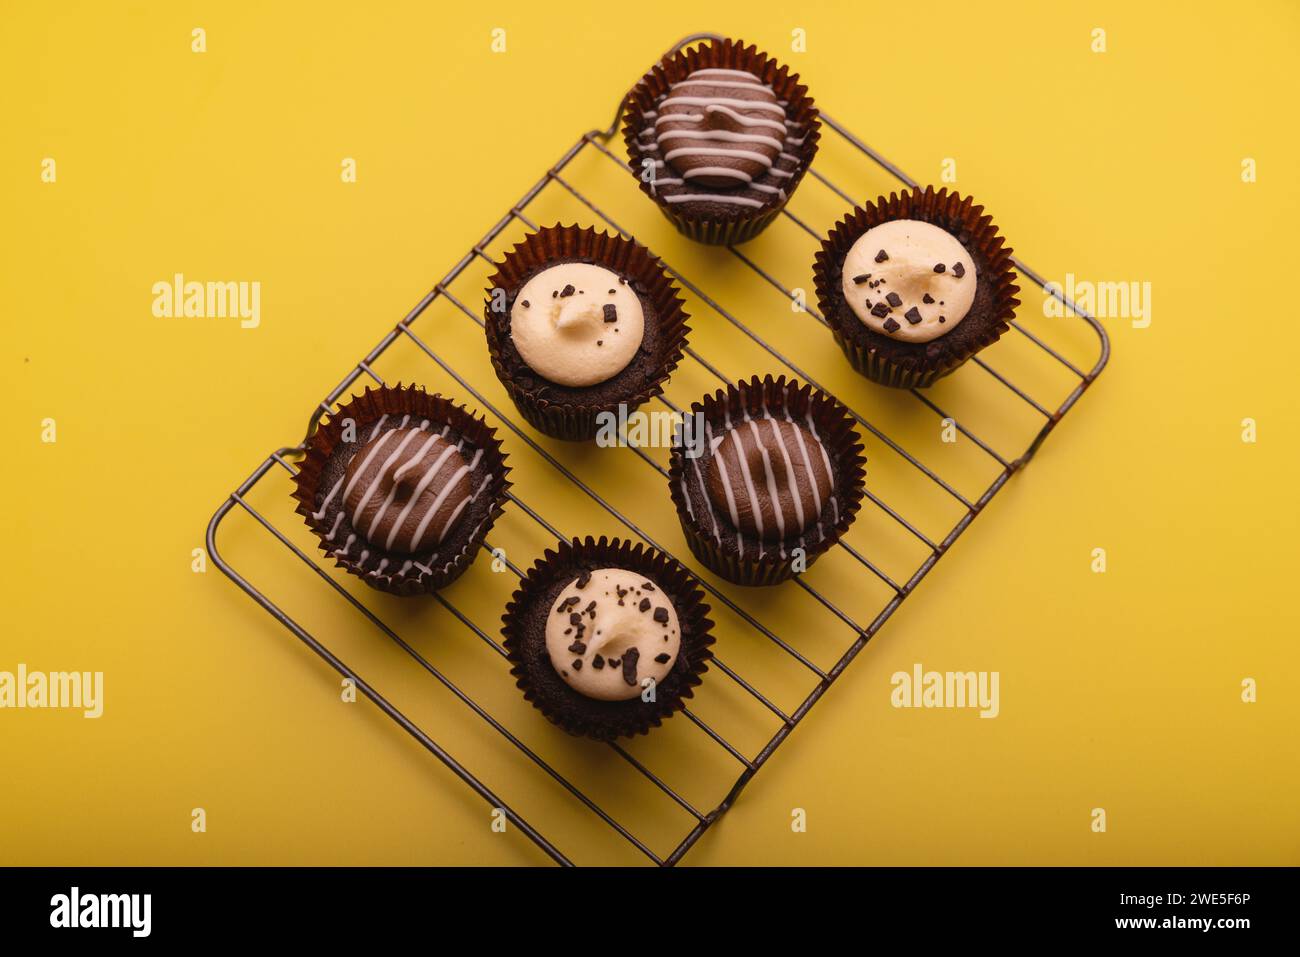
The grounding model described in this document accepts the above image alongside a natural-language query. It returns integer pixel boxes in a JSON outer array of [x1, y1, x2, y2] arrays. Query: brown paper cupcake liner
[[484, 224, 690, 441], [813, 185, 1021, 388], [290, 384, 511, 596], [668, 375, 866, 586], [502, 536, 715, 741], [622, 37, 821, 246]]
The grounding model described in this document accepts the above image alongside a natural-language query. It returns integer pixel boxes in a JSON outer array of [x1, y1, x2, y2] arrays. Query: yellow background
[[3, 0, 1297, 866]]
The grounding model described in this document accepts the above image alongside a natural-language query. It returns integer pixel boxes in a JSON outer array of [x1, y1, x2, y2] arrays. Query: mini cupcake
[[291, 384, 510, 595], [813, 186, 1021, 388], [622, 37, 820, 245], [502, 536, 714, 741], [668, 375, 865, 587], [484, 224, 690, 441]]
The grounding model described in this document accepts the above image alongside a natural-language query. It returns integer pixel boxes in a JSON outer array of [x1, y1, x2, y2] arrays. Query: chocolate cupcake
[[668, 375, 865, 586], [813, 186, 1021, 388], [484, 224, 690, 441], [291, 384, 510, 595], [622, 37, 820, 245], [503, 536, 714, 741]]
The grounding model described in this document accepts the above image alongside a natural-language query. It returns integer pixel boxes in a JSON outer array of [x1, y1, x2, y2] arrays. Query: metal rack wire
[[206, 32, 1109, 867]]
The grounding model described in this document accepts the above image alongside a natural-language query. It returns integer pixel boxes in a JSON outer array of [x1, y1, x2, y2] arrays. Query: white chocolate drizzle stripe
[[656, 107, 786, 133], [663, 145, 775, 165], [768, 417, 806, 533], [664, 194, 766, 208], [381, 441, 459, 551], [410, 462, 473, 550], [689, 68, 770, 80], [369, 433, 444, 545], [746, 418, 785, 539], [351, 428, 423, 528], [669, 78, 768, 91], [684, 167, 754, 183], [656, 128, 783, 149], [660, 95, 785, 115]]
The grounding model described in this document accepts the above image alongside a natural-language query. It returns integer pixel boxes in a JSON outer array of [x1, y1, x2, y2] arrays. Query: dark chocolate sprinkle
[[572, 659, 582, 670], [568, 641, 587, 654], [618, 277, 627, 285], [870, 302, 890, 318], [569, 612, 583, 627], [851, 273, 871, 285], [883, 317, 901, 333], [638, 597, 651, 612], [607, 657, 620, 668], [560, 284, 576, 296], [621, 648, 640, 686], [575, 570, 591, 589], [641, 582, 655, 592], [602, 303, 618, 323], [875, 249, 889, 263], [922, 293, 935, 304], [654, 653, 671, 664], [904, 306, 923, 324], [939, 316, 946, 323], [653, 607, 670, 624], [933, 263, 946, 273], [521, 300, 529, 308], [584, 600, 597, 619], [556, 596, 579, 614], [592, 655, 605, 669], [952, 262, 965, 278], [886, 292, 902, 308]]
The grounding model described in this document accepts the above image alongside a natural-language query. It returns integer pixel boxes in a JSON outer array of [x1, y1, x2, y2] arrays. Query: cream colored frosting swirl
[[510, 263, 645, 387], [840, 220, 976, 343], [545, 568, 680, 701]]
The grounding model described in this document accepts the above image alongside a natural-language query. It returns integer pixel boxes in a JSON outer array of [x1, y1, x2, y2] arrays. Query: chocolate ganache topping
[[705, 418, 833, 542], [342, 427, 473, 554], [656, 68, 787, 189]]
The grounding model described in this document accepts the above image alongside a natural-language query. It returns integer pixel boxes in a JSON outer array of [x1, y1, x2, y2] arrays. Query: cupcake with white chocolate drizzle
[[668, 375, 866, 586], [623, 37, 820, 245], [292, 384, 511, 595]]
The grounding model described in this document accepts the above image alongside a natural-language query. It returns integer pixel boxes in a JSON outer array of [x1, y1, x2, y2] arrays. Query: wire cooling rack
[[206, 32, 1109, 866]]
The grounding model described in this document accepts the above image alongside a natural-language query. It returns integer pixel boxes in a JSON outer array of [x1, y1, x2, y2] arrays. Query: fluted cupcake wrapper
[[290, 384, 511, 596], [502, 536, 715, 741], [622, 37, 821, 246], [668, 375, 866, 587], [813, 186, 1021, 388], [484, 224, 690, 441]]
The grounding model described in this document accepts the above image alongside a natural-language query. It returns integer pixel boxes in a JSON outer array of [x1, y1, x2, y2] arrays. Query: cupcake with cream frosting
[[484, 225, 689, 440], [502, 536, 714, 740], [814, 186, 1021, 388]]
